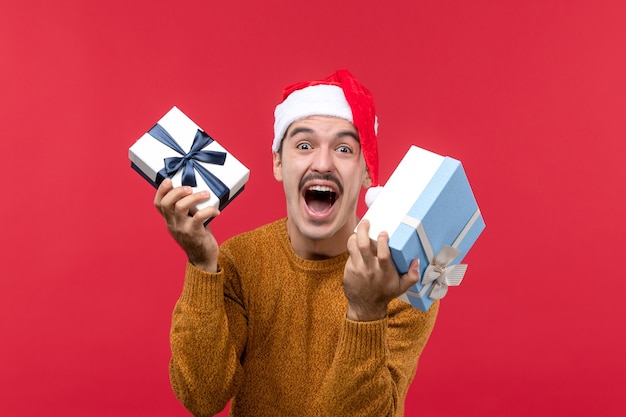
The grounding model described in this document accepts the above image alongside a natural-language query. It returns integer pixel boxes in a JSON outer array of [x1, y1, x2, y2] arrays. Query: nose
[[310, 146, 335, 173]]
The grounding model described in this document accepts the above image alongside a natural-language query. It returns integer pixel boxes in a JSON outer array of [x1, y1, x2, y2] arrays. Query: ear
[[362, 168, 372, 188], [273, 151, 283, 182]]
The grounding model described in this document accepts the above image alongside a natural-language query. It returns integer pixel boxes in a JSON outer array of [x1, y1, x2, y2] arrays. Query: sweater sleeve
[[316, 300, 439, 416], [169, 261, 248, 417]]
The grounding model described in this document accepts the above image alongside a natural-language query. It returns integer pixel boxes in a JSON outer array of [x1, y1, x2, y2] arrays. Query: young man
[[154, 70, 439, 416]]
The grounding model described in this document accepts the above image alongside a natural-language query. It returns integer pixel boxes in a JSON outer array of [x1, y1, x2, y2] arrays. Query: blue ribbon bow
[[148, 123, 230, 208]]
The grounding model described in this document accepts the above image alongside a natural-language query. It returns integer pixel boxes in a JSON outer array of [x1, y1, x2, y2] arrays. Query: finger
[[172, 190, 212, 221], [154, 178, 174, 209], [355, 219, 376, 264], [375, 231, 392, 267], [158, 185, 194, 216], [192, 204, 221, 226], [346, 232, 362, 265], [399, 258, 421, 293]]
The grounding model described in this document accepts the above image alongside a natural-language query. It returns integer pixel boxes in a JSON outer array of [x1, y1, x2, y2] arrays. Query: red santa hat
[[273, 69, 383, 207]]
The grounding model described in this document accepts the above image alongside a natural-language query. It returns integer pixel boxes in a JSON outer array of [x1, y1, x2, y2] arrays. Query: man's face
[[273, 115, 371, 251]]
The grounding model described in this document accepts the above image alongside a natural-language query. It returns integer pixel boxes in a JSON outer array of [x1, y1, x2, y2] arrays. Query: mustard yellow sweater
[[170, 218, 438, 417]]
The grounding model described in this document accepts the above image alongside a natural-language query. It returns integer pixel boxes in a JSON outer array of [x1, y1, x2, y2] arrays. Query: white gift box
[[360, 145, 485, 311], [129, 106, 250, 213]]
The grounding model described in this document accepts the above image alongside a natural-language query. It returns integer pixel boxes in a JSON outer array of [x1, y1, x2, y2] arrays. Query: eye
[[297, 142, 312, 150], [336, 145, 352, 153]]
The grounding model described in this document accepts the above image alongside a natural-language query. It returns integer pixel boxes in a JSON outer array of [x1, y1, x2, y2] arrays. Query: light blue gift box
[[361, 146, 485, 311]]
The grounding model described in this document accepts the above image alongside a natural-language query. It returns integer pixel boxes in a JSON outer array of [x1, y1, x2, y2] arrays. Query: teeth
[[308, 185, 334, 193]]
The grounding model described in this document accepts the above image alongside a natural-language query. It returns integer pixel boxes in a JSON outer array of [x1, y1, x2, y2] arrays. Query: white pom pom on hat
[[273, 69, 382, 207], [364, 185, 383, 208]]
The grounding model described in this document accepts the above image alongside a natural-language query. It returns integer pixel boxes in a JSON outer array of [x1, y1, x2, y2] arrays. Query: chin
[[299, 220, 338, 242]]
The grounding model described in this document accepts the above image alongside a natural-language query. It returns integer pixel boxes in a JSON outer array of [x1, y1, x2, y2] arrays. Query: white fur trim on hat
[[272, 84, 353, 152], [365, 185, 384, 208]]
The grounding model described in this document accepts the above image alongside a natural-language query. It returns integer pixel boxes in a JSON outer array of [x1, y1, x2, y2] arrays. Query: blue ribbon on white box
[[148, 123, 230, 208], [402, 207, 482, 301]]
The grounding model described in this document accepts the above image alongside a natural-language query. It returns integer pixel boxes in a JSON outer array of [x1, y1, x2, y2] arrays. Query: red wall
[[1, 1, 625, 416]]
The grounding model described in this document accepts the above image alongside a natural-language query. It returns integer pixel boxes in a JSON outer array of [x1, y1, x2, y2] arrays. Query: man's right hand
[[154, 178, 220, 272]]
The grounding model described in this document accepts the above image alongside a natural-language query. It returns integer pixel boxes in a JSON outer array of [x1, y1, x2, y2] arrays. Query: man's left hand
[[343, 220, 420, 321]]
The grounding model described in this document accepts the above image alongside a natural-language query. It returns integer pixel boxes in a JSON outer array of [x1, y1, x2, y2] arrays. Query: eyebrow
[[287, 127, 360, 142], [287, 127, 315, 138]]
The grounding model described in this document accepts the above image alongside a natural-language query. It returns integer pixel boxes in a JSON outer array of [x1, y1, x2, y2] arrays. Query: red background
[[1, 1, 625, 416]]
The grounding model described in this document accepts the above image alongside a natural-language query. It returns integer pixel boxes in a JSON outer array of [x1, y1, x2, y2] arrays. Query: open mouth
[[304, 185, 337, 213]]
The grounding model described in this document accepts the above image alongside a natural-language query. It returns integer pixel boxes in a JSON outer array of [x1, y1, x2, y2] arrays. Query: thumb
[[399, 258, 421, 293]]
